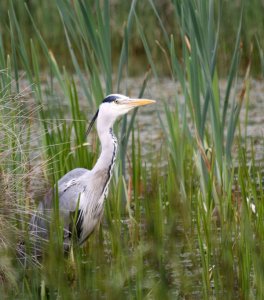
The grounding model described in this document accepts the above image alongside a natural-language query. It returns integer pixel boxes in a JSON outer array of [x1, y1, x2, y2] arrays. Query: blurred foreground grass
[[0, 0, 264, 298]]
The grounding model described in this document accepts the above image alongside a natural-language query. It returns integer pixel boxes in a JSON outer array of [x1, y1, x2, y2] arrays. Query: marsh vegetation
[[0, 0, 264, 298]]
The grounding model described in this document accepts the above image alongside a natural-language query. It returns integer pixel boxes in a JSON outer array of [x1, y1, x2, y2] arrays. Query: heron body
[[29, 94, 155, 251]]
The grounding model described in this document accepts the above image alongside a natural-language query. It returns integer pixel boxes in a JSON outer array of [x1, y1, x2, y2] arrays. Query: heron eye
[[114, 99, 119, 104]]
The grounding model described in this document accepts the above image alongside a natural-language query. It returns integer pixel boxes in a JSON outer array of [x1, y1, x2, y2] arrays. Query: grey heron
[[29, 94, 155, 253]]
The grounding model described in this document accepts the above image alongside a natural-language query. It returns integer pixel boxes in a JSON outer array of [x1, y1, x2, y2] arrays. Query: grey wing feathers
[[58, 168, 88, 186], [29, 168, 90, 242], [58, 168, 89, 212]]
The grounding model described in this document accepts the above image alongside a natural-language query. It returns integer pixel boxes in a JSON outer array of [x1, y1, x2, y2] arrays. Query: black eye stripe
[[102, 96, 117, 103]]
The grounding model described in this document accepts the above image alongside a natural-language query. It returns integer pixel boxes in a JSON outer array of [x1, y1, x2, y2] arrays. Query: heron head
[[85, 94, 156, 137]]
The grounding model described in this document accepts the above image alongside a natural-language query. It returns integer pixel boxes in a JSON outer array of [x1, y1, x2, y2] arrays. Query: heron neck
[[92, 126, 118, 174]]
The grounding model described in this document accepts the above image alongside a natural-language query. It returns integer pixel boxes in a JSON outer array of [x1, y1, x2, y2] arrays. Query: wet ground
[[3, 76, 263, 297], [17, 75, 264, 166], [118, 77, 264, 162]]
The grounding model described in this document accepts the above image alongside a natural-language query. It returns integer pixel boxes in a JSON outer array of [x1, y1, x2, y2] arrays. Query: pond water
[[19, 75, 264, 154], [16, 75, 264, 199], [3, 75, 263, 298]]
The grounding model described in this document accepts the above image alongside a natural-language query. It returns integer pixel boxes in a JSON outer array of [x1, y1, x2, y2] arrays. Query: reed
[[0, 0, 263, 298]]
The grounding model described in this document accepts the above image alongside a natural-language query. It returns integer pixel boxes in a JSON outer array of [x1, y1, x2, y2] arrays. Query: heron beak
[[127, 98, 156, 107]]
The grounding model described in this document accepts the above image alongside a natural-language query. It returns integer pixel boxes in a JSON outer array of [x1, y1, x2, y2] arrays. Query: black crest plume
[[84, 109, 99, 139]]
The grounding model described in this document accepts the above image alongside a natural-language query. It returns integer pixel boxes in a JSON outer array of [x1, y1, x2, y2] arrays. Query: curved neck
[[92, 126, 118, 174]]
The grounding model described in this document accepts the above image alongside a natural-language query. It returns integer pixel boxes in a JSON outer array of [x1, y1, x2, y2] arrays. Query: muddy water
[[18, 76, 264, 173], [9, 76, 262, 298], [119, 77, 264, 162]]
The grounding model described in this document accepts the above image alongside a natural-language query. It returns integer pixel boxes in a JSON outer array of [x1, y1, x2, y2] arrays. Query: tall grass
[[0, 0, 263, 298], [1, 1, 263, 74]]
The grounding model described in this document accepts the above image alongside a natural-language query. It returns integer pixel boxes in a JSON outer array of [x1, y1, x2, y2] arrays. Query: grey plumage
[[30, 166, 112, 251], [26, 94, 155, 257], [29, 169, 88, 245]]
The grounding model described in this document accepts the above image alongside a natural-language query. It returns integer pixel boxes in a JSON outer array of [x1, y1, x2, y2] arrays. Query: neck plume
[[93, 127, 117, 171], [92, 119, 118, 198]]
